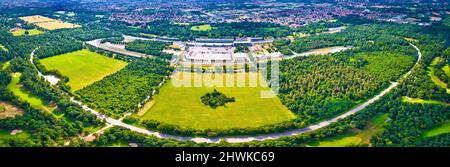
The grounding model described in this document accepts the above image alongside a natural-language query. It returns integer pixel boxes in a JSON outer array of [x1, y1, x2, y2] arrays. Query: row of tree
[[125, 40, 174, 60], [75, 58, 173, 118]]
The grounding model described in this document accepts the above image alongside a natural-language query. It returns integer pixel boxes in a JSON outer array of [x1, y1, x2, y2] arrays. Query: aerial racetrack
[[1, 10, 448, 147], [66, 41, 422, 143], [24, 23, 422, 142]]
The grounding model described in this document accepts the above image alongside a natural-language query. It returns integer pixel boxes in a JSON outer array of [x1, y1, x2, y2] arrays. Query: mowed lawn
[[7, 73, 54, 112], [11, 29, 44, 36], [402, 96, 449, 106], [0, 129, 30, 146], [422, 122, 450, 138], [191, 25, 212, 31], [140, 72, 296, 130], [306, 114, 388, 147], [428, 57, 450, 93], [40, 50, 128, 91], [0, 44, 7, 51]]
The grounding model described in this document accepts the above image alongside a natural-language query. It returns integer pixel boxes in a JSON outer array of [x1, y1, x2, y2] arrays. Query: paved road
[[35, 44, 422, 143]]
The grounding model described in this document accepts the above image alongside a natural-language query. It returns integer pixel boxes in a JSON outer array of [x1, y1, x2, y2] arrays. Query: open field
[[35, 21, 80, 30], [139, 71, 296, 130], [444, 65, 450, 78], [402, 96, 449, 106], [0, 129, 30, 146], [11, 29, 44, 36], [7, 73, 54, 112], [295, 46, 353, 56], [307, 114, 388, 147], [404, 37, 419, 42], [428, 57, 450, 93], [20, 15, 55, 23], [422, 122, 450, 138], [2, 61, 10, 70], [322, 26, 346, 34], [40, 50, 128, 91], [191, 25, 212, 31], [20, 15, 81, 30], [0, 102, 24, 119], [0, 44, 7, 51]]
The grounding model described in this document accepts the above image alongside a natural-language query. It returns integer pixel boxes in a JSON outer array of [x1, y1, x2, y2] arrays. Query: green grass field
[[0, 44, 7, 51], [2, 61, 10, 70], [7, 73, 54, 112], [402, 96, 449, 106], [443, 65, 450, 78], [422, 122, 450, 138], [40, 50, 128, 91], [307, 114, 388, 147], [0, 129, 30, 146], [139, 72, 296, 130], [428, 57, 449, 93], [191, 25, 212, 31], [11, 29, 44, 36]]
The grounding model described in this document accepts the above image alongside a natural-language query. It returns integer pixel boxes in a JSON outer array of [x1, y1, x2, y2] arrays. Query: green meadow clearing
[[428, 57, 449, 93], [11, 29, 44, 36], [7, 73, 54, 112], [0, 129, 30, 146], [191, 25, 212, 31], [307, 114, 388, 147], [422, 122, 450, 138], [0, 44, 7, 51], [2, 61, 10, 70], [40, 50, 128, 91], [402, 96, 449, 106], [139, 72, 296, 130], [443, 65, 450, 78]]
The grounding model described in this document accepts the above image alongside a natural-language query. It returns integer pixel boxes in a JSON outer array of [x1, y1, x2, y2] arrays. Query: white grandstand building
[[185, 46, 248, 64], [182, 38, 272, 65]]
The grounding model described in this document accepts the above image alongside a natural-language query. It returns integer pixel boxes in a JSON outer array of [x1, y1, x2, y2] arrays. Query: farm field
[[422, 122, 450, 138], [11, 29, 44, 36], [20, 15, 55, 23], [307, 114, 388, 147], [20, 15, 81, 30], [191, 24, 212, 31], [35, 21, 81, 30], [139, 71, 296, 130], [0, 129, 30, 147], [40, 49, 128, 91], [7, 73, 55, 112]]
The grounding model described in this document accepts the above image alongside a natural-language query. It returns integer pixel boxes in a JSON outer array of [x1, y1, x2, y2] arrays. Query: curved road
[[34, 44, 422, 143]]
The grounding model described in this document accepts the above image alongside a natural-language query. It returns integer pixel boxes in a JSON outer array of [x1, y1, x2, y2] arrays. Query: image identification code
[[175, 151, 275, 164]]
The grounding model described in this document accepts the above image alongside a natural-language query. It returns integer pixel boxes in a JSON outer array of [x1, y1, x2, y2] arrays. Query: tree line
[[75, 58, 173, 118]]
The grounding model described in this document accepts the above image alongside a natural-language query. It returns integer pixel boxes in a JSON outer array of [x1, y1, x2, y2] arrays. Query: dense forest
[[125, 40, 174, 60], [278, 47, 415, 125], [75, 58, 173, 118], [287, 24, 410, 53]]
